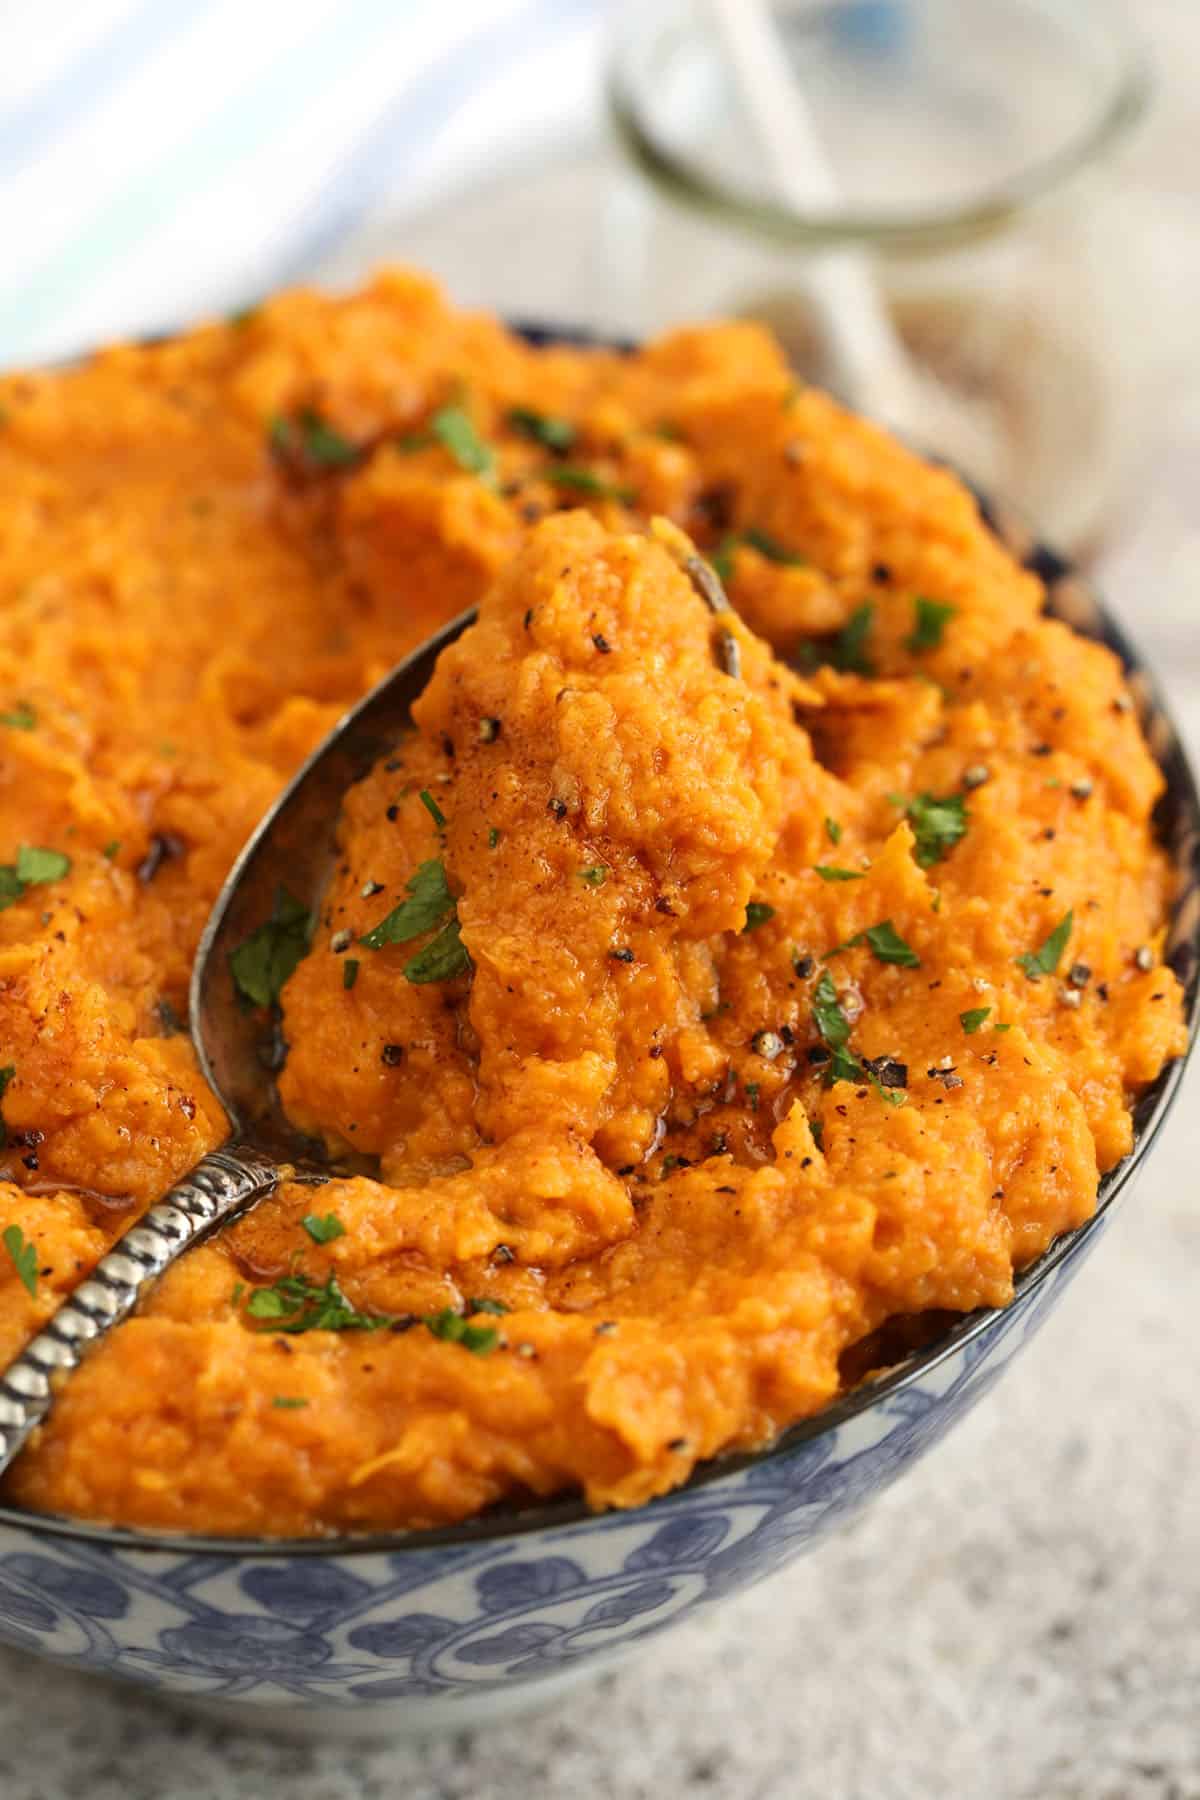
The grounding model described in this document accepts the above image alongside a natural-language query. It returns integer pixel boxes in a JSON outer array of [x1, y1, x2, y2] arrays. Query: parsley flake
[[829, 603, 875, 675], [828, 920, 920, 967], [3, 1224, 37, 1298], [360, 860, 454, 949], [543, 466, 635, 504], [814, 865, 864, 882], [711, 535, 738, 583], [432, 404, 495, 481], [824, 817, 843, 845], [423, 1307, 499, 1355], [1016, 910, 1074, 981], [404, 917, 471, 985], [342, 957, 359, 991], [16, 846, 70, 885], [810, 971, 904, 1103], [906, 597, 956, 654], [229, 886, 313, 1008], [899, 792, 969, 870], [812, 970, 856, 1080], [419, 788, 447, 830], [743, 901, 775, 933], [302, 1213, 346, 1246], [269, 410, 360, 470], [1, 1224, 35, 1296], [507, 407, 576, 453], [579, 865, 608, 888], [360, 860, 473, 985], [960, 1007, 992, 1033], [0, 704, 35, 731], [272, 1396, 309, 1410], [245, 1271, 391, 1334], [0, 844, 72, 912], [742, 526, 806, 566]]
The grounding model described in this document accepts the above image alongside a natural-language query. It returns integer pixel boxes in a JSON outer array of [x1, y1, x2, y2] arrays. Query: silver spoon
[[0, 608, 475, 1482]]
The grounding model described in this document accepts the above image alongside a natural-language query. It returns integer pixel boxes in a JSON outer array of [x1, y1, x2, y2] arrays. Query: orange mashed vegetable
[[0, 271, 1185, 1536]]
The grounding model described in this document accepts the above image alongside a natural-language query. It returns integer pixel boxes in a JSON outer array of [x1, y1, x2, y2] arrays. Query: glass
[[604, 0, 1151, 554]]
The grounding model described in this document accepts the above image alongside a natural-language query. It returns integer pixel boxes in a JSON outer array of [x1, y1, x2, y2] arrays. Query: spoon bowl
[[193, 606, 475, 1156], [0, 607, 475, 1479]]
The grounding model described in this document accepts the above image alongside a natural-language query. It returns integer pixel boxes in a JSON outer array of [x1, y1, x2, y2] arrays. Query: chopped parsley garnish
[[488, 827, 501, 849], [361, 859, 454, 949], [0, 844, 73, 912], [742, 526, 806, 566], [419, 788, 447, 830], [245, 1271, 391, 1333], [360, 859, 473, 984], [466, 1296, 510, 1316], [859, 921, 919, 967], [342, 957, 359, 991], [272, 1396, 309, 1410], [898, 792, 968, 869], [432, 404, 495, 481], [813, 865, 864, 882], [404, 918, 471, 983], [3, 1224, 37, 1298], [229, 886, 313, 1008], [906, 597, 956, 654], [1016, 910, 1074, 981], [103, 840, 121, 861], [579, 865, 608, 887], [423, 1307, 500, 1355], [829, 603, 875, 675], [0, 1065, 14, 1150], [824, 817, 842, 845], [811, 970, 904, 1103], [269, 409, 360, 470], [828, 920, 920, 968], [710, 527, 806, 581], [711, 536, 737, 583], [960, 1007, 992, 1033], [302, 1212, 346, 1245], [743, 901, 775, 933], [0, 704, 35, 731], [543, 466, 635, 504], [811, 970, 862, 1085], [16, 846, 70, 885], [244, 1274, 502, 1352], [507, 407, 576, 453]]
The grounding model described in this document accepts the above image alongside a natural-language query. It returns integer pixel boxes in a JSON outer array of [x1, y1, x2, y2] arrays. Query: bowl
[[0, 334, 1194, 1743]]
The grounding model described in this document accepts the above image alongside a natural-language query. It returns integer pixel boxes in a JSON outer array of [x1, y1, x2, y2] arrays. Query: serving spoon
[[0, 608, 475, 1483]]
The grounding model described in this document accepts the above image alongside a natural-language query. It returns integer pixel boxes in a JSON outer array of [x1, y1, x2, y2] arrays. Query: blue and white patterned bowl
[[0, 351, 1195, 1738]]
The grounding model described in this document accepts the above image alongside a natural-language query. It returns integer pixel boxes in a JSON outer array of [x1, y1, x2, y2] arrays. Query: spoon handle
[[0, 1142, 279, 1481]]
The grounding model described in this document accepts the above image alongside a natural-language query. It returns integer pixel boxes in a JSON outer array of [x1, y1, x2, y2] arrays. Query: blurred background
[[0, 3, 1196, 1797]]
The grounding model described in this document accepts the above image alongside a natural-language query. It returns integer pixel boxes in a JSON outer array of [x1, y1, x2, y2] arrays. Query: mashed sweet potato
[[0, 271, 1185, 1536]]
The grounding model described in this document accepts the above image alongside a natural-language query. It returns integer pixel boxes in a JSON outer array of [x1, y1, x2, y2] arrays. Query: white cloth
[[0, 0, 602, 365]]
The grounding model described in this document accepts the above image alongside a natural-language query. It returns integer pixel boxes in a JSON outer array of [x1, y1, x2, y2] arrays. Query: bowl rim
[[0, 320, 1195, 1560]]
